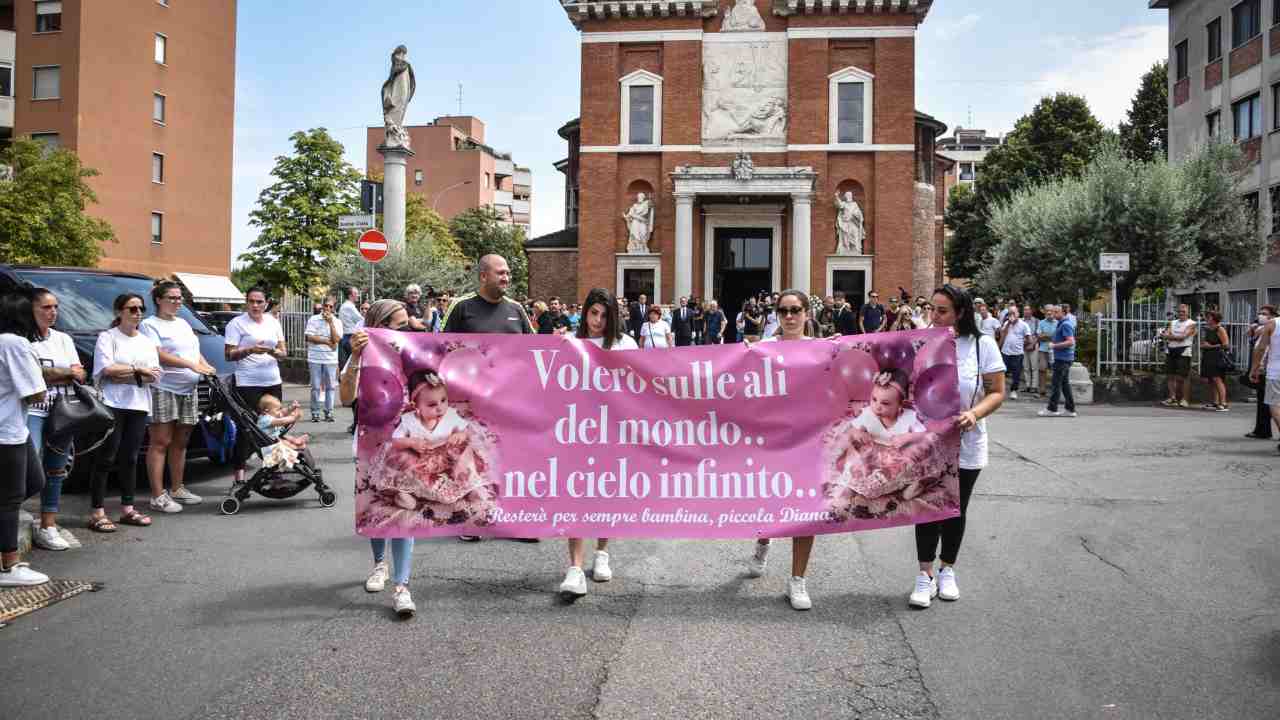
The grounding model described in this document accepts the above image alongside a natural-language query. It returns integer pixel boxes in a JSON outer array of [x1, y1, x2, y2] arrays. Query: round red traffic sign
[[358, 229, 388, 263]]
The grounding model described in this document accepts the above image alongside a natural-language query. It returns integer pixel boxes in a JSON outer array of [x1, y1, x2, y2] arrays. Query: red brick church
[[528, 0, 942, 316]]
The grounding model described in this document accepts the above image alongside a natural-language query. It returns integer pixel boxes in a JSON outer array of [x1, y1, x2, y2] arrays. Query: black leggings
[[1, 439, 45, 554], [234, 384, 282, 468], [91, 407, 149, 509], [915, 468, 980, 565]]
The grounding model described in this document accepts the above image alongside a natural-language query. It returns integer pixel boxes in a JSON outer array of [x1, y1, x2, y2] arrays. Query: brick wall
[[528, 251, 579, 303], [1205, 59, 1222, 90], [1230, 35, 1263, 77]]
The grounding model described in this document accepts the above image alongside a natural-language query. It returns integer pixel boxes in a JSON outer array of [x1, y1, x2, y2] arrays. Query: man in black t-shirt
[[402, 284, 429, 331], [536, 296, 571, 335]]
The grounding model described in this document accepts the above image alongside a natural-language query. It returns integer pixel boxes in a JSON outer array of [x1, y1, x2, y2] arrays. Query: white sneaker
[[787, 576, 812, 610], [559, 566, 588, 599], [937, 567, 959, 601], [747, 540, 770, 578], [58, 527, 82, 549], [365, 561, 389, 593], [33, 526, 70, 551], [591, 550, 613, 582], [0, 562, 49, 587], [149, 492, 183, 514], [1009, 390, 1019, 400], [393, 587, 416, 618], [908, 573, 937, 608], [1063, 411, 1078, 418], [1037, 409, 1063, 417], [170, 487, 203, 505]]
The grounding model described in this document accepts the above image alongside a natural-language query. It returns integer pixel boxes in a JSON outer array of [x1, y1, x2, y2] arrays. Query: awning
[[173, 272, 246, 305]]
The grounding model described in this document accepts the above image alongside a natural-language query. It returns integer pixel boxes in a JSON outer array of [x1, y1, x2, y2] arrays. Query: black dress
[[1199, 326, 1227, 379]]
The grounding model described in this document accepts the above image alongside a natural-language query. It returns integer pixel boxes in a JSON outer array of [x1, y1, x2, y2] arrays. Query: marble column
[[790, 192, 812, 294], [378, 144, 415, 255], [674, 192, 695, 299]]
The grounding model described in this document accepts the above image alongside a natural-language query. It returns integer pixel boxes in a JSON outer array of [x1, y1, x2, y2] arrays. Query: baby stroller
[[204, 376, 336, 515]]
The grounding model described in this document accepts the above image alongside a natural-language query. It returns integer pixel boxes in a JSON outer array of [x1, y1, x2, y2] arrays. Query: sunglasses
[[163, 296, 183, 302], [777, 306, 805, 316], [323, 304, 334, 310], [124, 305, 144, 314]]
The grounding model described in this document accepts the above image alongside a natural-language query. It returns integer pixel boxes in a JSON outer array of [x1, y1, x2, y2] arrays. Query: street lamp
[[432, 179, 474, 212]]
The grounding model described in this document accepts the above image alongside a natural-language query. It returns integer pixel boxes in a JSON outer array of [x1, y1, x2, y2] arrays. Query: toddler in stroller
[[205, 376, 335, 515]]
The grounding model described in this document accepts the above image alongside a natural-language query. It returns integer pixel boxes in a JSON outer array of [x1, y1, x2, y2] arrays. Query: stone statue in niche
[[722, 0, 766, 32], [731, 151, 754, 181], [835, 192, 866, 256], [381, 45, 416, 150], [623, 193, 655, 254]]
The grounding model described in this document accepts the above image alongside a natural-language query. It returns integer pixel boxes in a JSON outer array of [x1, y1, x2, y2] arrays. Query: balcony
[[0, 96, 12, 131], [493, 189, 513, 207], [514, 167, 532, 187], [513, 199, 530, 216], [495, 158, 514, 178]]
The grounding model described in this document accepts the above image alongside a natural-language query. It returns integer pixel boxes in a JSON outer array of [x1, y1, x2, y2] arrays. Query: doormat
[[0, 579, 103, 627]]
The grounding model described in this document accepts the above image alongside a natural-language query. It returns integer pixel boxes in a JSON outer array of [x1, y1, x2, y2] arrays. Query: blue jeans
[[1048, 359, 1075, 413], [1002, 353, 1024, 391], [370, 537, 414, 586], [309, 363, 338, 415], [339, 335, 353, 373], [26, 414, 73, 514]]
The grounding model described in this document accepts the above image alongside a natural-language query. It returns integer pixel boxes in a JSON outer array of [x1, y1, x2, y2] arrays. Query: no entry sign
[[358, 229, 388, 263]]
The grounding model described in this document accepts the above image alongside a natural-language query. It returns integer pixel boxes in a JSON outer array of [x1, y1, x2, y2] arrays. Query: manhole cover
[[0, 579, 102, 626]]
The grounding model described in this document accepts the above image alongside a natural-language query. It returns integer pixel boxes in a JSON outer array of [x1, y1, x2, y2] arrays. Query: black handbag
[[45, 381, 116, 444]]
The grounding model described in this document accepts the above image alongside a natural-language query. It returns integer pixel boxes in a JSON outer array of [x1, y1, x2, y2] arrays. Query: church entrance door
[[713, 227, 773, 342]]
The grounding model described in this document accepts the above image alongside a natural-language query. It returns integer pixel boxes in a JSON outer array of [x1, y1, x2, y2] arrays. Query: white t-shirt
[[640, 320, 672, 348], [761, 312, 779, 339], [225, 313, 285, 387], [1266, 319, 1280, 380], [93, 327, 161, 413], [1167, 319, 1197, 350], [28, 328, 79, 418], [586, 334, 639, 351], [304, 314, 341, 365], [847, 406, 926, 442], [999, 319, 1030, 356], [339, 300, 363, 335], [955, 334, 1006, 470], [979, 315, 1001, 336], [140, 316, 202, 396], [392, 407, 468, 445], [0, 335, 46, 444]]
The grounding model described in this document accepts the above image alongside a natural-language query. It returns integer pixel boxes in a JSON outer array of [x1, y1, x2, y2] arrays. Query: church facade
[[556, 0, 936, 315]]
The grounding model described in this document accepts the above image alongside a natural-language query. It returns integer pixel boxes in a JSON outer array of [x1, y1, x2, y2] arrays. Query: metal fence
[[277, 294, 316, 361], [1095, 314, 1252, 376]]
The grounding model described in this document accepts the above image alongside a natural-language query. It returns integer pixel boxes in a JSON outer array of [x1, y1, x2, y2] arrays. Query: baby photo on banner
[[354, 329, 964, 539]]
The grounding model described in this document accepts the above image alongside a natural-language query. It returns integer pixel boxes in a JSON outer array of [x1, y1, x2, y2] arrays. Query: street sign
[[358, 229, 388, 263], [1099, 253, 1130, 272], [339, 214, 375, 231]]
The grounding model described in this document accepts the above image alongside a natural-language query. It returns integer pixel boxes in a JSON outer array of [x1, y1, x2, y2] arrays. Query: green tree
[[449, 206, 528, 298], [404, 194, 464, 259], [1118, 61, 1169, 162], [326, 231, 476, 303], [0, 137, 115, 266], [980, 140, 1257, 307], [941, 184, 991, 281], [945, 93, 1107, 279], [239, 128, 362, 295]]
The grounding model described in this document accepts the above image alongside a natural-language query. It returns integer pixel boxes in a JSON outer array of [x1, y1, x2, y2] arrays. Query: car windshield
[[14, 270, 216, 335]]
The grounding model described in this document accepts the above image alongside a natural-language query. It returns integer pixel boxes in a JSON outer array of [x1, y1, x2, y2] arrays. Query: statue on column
[[722, 0, 766, 32], [623, 193, 655, 254], [835, 191, 865, 256], [381, 45, 416, 150]]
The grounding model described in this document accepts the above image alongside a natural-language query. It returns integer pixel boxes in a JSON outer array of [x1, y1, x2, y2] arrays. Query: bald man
[[442, 254, 534, 335]]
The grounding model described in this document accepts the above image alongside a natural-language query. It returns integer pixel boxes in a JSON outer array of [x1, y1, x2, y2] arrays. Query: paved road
[[3, 387, 1277, 719]]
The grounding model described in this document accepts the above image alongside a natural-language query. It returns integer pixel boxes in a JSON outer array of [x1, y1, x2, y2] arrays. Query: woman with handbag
[[639, 306, 673, 349], [1199, 311, 1230, 412], [89, 294, 163, 533], [1246, 305, 1277, 439], [0, 290, 52, 586], [224, 287, 288, 486], [26, 288, 87, 550], [141, 280, 216, 514]]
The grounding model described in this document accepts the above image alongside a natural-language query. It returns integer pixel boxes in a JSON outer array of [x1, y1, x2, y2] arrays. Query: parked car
[[0, 265, 237, 487], [198, 310, 240, 335]]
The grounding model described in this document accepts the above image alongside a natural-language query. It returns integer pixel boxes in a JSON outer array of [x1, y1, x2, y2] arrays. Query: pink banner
[[355, 329, 962, 539]]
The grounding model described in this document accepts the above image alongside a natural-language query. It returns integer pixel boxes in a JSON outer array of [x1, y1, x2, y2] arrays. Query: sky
[[229, 1, 1168, 266]]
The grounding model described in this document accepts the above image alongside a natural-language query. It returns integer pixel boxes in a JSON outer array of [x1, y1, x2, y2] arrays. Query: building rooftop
[[916, 110, 947, 137], [526, 226, 579, 249], [1149, 1, 1170, 8], [558, 0, 933, 27]]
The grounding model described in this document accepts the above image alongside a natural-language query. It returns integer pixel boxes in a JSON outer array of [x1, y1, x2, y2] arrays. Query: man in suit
[[833, 291, 859, 336], [671, 296, 694, 346], [628, 293, 648, 340]]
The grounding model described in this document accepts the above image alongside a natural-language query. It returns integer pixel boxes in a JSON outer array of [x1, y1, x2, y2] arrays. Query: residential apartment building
[[364, 115, 532, 236], [1152, 0, 1280, 315], [557, 0, 936, 313], [5, 0, 237, 277], [936, 127, 1002, 188]]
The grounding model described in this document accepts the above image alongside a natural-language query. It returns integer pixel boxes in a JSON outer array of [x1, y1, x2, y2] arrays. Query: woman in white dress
[[558, 288, 638, 601]]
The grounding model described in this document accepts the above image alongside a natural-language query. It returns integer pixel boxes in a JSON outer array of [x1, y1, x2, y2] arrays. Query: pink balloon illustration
[[835, 348, 879, 401], [913, 335, 953, 378], [402, 342, 443, 376], [358, 366, 406, 427], [912, 363, 961, 421], [874, 335, 916, 373], [359, 331, 402, 375], [439, 347, 485, 403]]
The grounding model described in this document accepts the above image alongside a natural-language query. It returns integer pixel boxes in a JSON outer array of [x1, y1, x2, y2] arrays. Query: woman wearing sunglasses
[[88, 294, 163, 533]]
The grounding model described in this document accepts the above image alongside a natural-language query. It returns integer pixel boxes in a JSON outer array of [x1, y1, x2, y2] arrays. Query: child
[[389, 371, 468, 454], [846, 369, 927, 444], [256, 395, 312, 470]]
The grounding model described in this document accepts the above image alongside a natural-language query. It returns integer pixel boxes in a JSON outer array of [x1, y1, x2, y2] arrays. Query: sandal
[[118, 510, 152, 527], [87, 515, 117, 533]]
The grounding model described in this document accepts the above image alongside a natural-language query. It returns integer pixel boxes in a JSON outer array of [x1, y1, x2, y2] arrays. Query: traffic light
[[360, 180, 384, 214]]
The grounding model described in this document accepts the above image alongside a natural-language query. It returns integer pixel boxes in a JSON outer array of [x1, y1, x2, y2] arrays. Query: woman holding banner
[[339, 299, 420, 620], [559, 288, 638, 600], [745, 289, 817, 610], [908, 285, 1005, 609]]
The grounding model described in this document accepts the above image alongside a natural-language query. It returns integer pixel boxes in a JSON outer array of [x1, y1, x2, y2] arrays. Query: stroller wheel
[[319, 491, 337, 508], [220, 497, 241, 515]]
